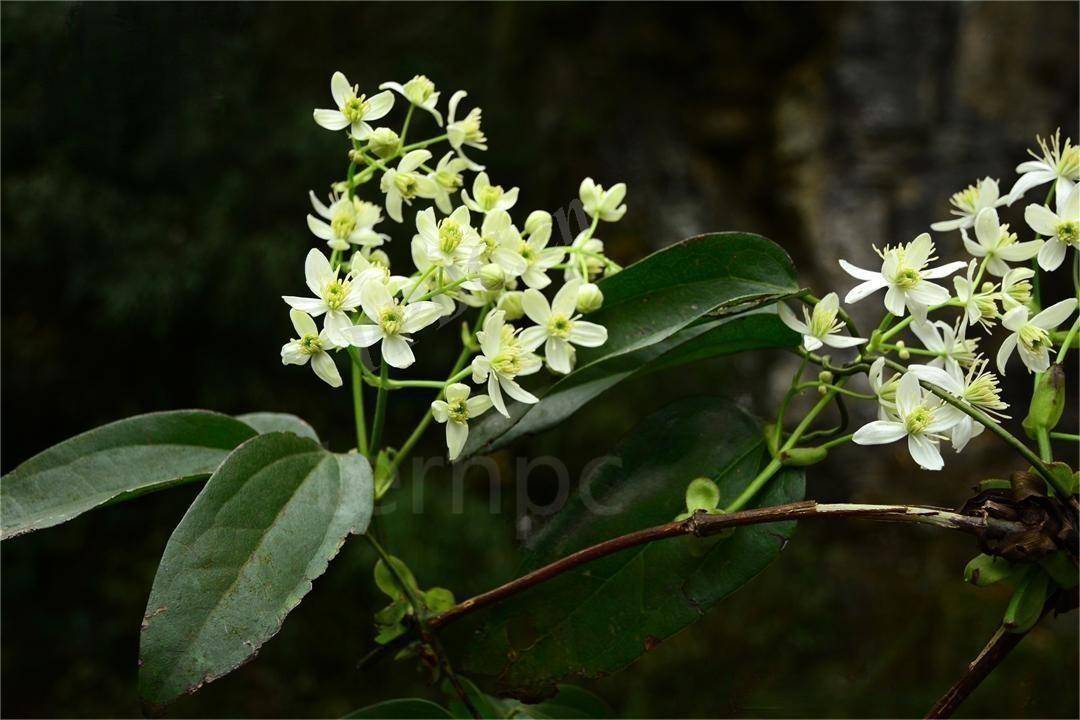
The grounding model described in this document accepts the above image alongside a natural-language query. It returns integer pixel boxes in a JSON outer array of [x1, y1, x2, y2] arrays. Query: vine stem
[[350, 351, 369, 456], [924, 589, 1078, 719], [369, 359, 389, 453]]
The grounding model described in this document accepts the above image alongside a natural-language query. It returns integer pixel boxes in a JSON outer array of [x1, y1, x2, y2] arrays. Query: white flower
[[411, 206, 482, 282], [777, 292, 866, 352], [910, 318, 978, 378], [336, 281, 443, 369], [1026, 184, 1079, 272], [999, 267, 1034, 312], [997, 298, 1078, 374], [446, 90, 487, 170], [281, 309, 342, 388], [579, 178, 627, 222], [519, 280, 608, 374], [564, 229, 607, 282], [380, 75, 442, 126], [952, 260, 999, 330], [313, 71, 394, 140], [909, 359, 1008, 452], [515, 217, 564, 289], [1007, 130, 1079, 207], [427, 152, 471, 214], [282, 249, 364, 345], [931, 177, 1006, 232], [350, 250, 410, 296], [839, 233, 965, 319], [962, 207, 1041, 277], [380, 150, 438, 223], [470, 310, 543, 417], [307, 191, 388, 251], [431, 383, 493, 461], [852, 373, 962, 471], [461, 172, 518, 214], [867, 357, 900, 420]]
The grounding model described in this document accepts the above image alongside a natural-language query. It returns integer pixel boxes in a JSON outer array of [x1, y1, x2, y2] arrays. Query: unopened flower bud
[[981, 281, 996, 293], [964, 554, 1015, 587], [818, 371, 834, 385], [1003, 568, 1050, 633], [368, 250, 391, 268], [367, 128, 402, 159], [524, 210, 552, 236], [576, 283, 604, 313], [479, 263, 505, 291], [1022, 364, 1065, 437], [497, 291, 525, 321], [780, 446, 828, 467], [817, 384, 828, 395]]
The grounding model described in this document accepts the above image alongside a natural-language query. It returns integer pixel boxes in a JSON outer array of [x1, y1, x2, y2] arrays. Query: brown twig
[[925, 588, 1079, 719]]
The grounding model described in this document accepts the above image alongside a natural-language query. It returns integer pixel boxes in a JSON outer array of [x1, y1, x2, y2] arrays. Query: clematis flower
[[313, 71, 394, 140], [1025, 184, 1079, 272], [962, 207, 1041, 277], [478, 210, 528, 277], [337, 281, 443, 369], [307, 191, 388, 251], [461, 172, 518, 214], [777, 292, 865, 352], [282, 249, 364, 345], [952, 260, 999, 330], [470, 310, 543, 417], [999, 267, 1034, 312], [996, 299, 1078, 374], [431, 383, 493, 461], [564, 229, 607, 282], [839, 233, 966, 320], [380, 75, 442, 125], [281, 309, 342, 388], [515, 217, 564, 289], [380, 150, 438, 223], [446, 91, 487, 170], [519, 280, 608, 374], [931, 177, 1006, 233], [1007, 130, 1079, 207], [909, 359, 1008, 452], [910, 318, 978, 377], [853, 373, 962, 471], [579, 178, 627, 222], [411, 206, 482, 282], [427, 152, 471, 214], [867, 357, 901, 420]]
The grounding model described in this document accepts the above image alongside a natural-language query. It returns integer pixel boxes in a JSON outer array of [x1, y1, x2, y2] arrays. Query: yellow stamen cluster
[[379, 306, 404, 335]]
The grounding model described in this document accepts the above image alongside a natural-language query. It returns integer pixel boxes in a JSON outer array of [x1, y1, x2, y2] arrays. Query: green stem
[[774, 354, 809, 447], [1055, 318, 1079, 364], [1036, 427, 1053, 463], [879, 301, 961, 343], [370, 360, 389, 452], [1050, 432, 1080, 442], [401, 134, 448, 153], [399, 105, 415, 145], [350, 350, 369, 456], [817, 432, 855, 451]]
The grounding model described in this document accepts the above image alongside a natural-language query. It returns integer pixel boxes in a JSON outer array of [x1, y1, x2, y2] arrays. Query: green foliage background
[[2, 3, 1077, 717]]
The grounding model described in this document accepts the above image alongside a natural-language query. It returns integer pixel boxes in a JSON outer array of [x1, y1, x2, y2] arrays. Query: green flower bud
[[780, 446, 828, 467], [1022, 364, 1065, 437], [818, 371, 834, 385], [497, 291, 525, 321], [685, 477, 721, 513], [963, 553, 1016, 587], [479, 263, 505, 291], [367, 127, 402, 159], [576, 282, 604, 313], [1003, 567, 1050, 634], [524, 210, 552, 236], [368, 249, 390, 268]]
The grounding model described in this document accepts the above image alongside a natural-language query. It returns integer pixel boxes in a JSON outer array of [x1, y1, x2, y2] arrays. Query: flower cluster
[[778, 129, 1079, 471], [284, 72, 627, 459]]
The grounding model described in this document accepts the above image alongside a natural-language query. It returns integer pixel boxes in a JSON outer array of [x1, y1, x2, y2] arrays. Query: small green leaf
[[374, 556, 420, 601], [964, 554, 1016, 587], [345, 699, 453, 719], [138, 433, 373, 707], [237, 412, 320, 442], [1003, 567, 1050, 633], [685, 477, 720, 513], [1039, 552, 1079, 589], [424, 587, 456, 614], [465, 397, 804, 697], [1, 410, 257, 539]]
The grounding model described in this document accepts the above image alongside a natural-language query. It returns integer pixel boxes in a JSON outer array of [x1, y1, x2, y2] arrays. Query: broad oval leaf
[[0, 410, 257, 539], [238, 411, 320, 442], [346, 698, 454, 719], [463, 309, 797, 456], [138, 432, 373, 707], [463, 397, 804, 696]]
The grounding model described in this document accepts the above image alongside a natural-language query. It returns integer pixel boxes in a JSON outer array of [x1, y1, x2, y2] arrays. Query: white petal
[[838, 259, 881, 281], [910, 319, 944, 352], [488, 374, 508, 417], [883, 286, 907, 316], [1037, 238, 1067, 272], [501, 377, 538, 405], [996, 240, 1042, 262], [518, 326, 547, 352], [973, 208, 999, 249], [852, 420, 908, 445], [920, 261, 968, 280], [304, 248, 334, 294], [907, 434, 943, 471], [313, 109, 350, 130], [1031, 298, 1078, 330], [995, 334, 1018, 374], [821, 334, 867, 349], [339, 323, 383, 348], [399, 149, 432, 173], [545, 337, 573, 374], [1001, 306, 1028, 331], [466, 394, 493, 416], [281, 341, 308, 366], [1017, 342, 1049, 374], [431, 400, 449, 423], [802, 335, 823, 352], [283, 295, 329, 316], [522, 289, 552, 324], [906, 281, 950, 307], [552, 280, 581, 317], [446, 421, 468, 461], [778, 304, 808, 334], [310, 351, 343, 388], [403, 301, 443, 333], [330, 71, 351, 108], [569, 321, 607, 347], [289, 308, 319, 336], [380, 334, 415, 369], [323, 310, 353, 345], [444, 382, 470, 403], [845, 277, 888, 304], [364, 90, 395, 121], [907, 364, 963, 395], [896, 373, 922, 416], [1025, 203, 1060, 236]]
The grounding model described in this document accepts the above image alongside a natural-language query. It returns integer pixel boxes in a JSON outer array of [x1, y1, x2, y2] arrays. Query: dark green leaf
[[138, 433, 373, 707], [463, 309, 797, 456], [0, 410, 257, 539], [237, 412, 320, 442], [525, 685, 613, 719], [345, 698, 454, 719], [1003, 566, 1050, 633], [464, 397, 804, 696]]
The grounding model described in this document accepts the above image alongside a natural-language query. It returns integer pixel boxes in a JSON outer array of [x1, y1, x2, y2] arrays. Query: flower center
[[324, 279, 350, 310], [904, 405, 935, 435], [435, 169, 462, 191], [447, 400, 469, 424], [895, 267, 922, 289], [379, 306, 404, 335], [1059, 144, 1080, 179], [439, 220, 464, 254], [477, 185, 503, 210], [965, 373, 1006, 411], [546, 314, 572, 339], [342, 95, 368, 124], [299, 334, 323, 355], [491, 349, 522, 376], [949, 183, 981, 214], [1005, 279, 1032, 307], [403, 75, 435, 104], [809, 305, 841, 338], [1019, 324, 1050, 352], [1056, 220, 1079, 247], [394, 172, 418, 198], [331, 208, 356, 239], [518, 242, 535, 261]]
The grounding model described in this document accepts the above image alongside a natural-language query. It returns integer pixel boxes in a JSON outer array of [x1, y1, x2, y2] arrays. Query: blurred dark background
[[2, 2, 1078, 718]]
